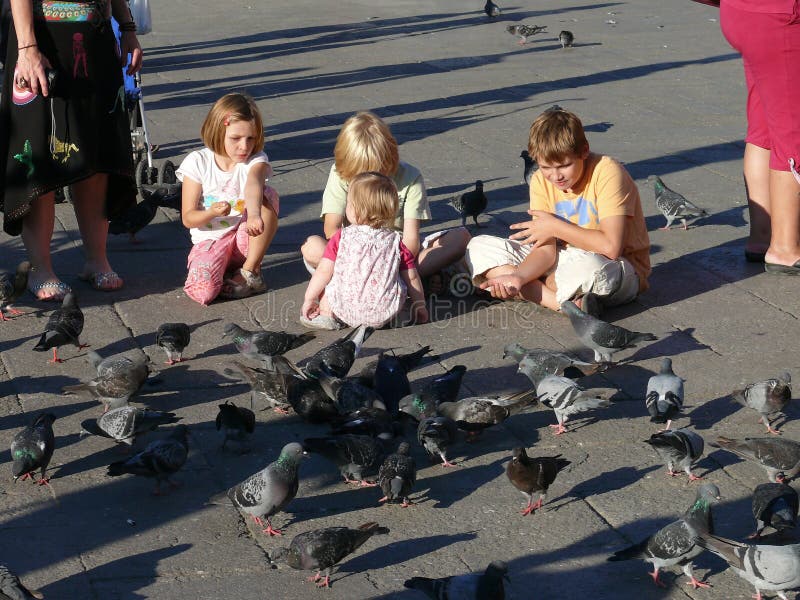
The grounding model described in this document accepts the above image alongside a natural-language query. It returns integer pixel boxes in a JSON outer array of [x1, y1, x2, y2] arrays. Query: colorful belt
[[33, 1, 107, 23]]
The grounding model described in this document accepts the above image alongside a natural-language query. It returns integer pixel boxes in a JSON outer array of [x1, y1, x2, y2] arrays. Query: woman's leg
[[73, 173, 122, 289], [21, 191, 69, 300], [765, 169, 800, 267], [743, 143, 771, 257]]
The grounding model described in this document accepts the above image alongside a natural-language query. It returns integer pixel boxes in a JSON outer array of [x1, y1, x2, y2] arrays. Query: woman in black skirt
[[0, 0, 142, 298]]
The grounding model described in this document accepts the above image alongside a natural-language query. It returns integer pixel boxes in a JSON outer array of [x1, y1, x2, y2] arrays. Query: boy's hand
[[210, 201, 232, 217], [509, 210, 559, 247], [301, 299, 320, 320], [479, 273, 522, 299], [246, 215, 264, 236]]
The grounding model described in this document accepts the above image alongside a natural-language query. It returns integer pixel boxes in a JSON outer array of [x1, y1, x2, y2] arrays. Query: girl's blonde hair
[[201, 93, 265, 157], [334, 112, 399, 181], [347, 172, 399, 229], [528, 108, 588, 164]]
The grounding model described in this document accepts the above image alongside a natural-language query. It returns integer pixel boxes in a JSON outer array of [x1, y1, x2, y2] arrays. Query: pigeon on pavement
[[215, 401, 255, 452], [750, 474, 799, 538], [558, 30, 574, 48], [399, 365, 467, 422], [561, 300, 657, 363], [714, 436, 800, 482], [645, 428, 704, 481], [646, 357, 684, 430], [358, 346, 433, 384], [81, 406, 179, 447], [303, 434, 386, 486], [652, 176, 708, 230], [10, 413, 56, 486], [506, 24, 547, 44], [520, 150, 537, 186], [223, 359, 291, 413], [404, 560, 509, 599], [276, 357, 339, 423], [303, 325, 374, 379], [33, 292, 87, 363], [377, 442, 416, 507], [484, 0, 501, 19], [608, 483, 721, 589], [156, 322, 191, 365], [506, 448, 570, 515], [508, 344, 598, 385], [330, 405, 394, 439], [108, 193, 160, 243], [0, 261, 30, 321], [271, 522, 389, 588], [733, 372, 792, 435], [536, 375, 617, 435], [437, 389, 538, 439], [449, 181, 488, 228], [315, 368, 384, 415], [107, 425, 189, 495], [223, 323, 315, 369], [63, 350, 150, 411], [0, 563, 43, 599], [417, 416, 459, 468]]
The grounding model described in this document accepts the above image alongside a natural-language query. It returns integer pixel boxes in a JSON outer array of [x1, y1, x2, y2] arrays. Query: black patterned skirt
[[0, 0, 136, 235]]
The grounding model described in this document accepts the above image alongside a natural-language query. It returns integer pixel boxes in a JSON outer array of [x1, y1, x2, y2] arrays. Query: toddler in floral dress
[[301, 172, 428, 329]]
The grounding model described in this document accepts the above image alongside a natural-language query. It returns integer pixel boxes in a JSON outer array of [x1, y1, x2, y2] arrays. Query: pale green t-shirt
[[320, 161, 431, 230]]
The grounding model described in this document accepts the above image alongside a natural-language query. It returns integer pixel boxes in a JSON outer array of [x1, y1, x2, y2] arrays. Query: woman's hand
[[120, 31, 142, 75], [16, 46, 52, 97]]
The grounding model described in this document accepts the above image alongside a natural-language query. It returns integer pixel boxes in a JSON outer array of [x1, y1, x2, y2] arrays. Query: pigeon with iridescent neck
[[652, 176, 708, 230], [11, 412, 56, 486], [156, 322, 191, 365], [0, 261, 30, 321], [404, 561, 509, 599], [223, 323, 315, 369]]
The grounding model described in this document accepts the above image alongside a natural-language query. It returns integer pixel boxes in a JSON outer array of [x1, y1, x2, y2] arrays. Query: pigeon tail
[[693, 532, 746, 569], [403, 577, 440, 595], [607, 538, 649, 561], [731, 389, 748, 407]]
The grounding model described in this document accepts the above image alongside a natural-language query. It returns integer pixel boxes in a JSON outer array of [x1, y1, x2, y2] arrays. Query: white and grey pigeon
[[0, 563, 43, 599], [652, 176, 708, 230], [211, 442, 307, 536], [437, 389, 538, 440], [107, 425, 189, 495], [696, 532, 800, 599], [505, 343, 598, 385], [561, 300, 657, 363], [714, 437, 800, 482], [646, 357, 684, 430], [506, 24, 547, 45], [750, 474, 799, 538], [404, 560, 509, 599], [608, 483, 720, 589], [645, 428, 704, 481], [62, 350, 150, 412], [81, 405, 180, 447], [536, 375, 617, 435], [156, 322, 191, 365], [0, 261, 31, 321], [733, 372, 792, 435], [223, 359, 292, 413]]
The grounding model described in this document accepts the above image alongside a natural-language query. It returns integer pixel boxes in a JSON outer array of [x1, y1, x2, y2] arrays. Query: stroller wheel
[[135, 157, 158, 197], [158, 160, 177, 185]]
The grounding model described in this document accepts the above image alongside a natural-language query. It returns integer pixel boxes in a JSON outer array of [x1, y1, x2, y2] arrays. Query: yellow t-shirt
[[530, 153, 651, 292]]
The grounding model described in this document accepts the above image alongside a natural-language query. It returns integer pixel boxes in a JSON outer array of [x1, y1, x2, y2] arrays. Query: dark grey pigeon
[[506, 448, 570, 516], [271, 522, 389, 588], [507, 344, 598, 385], [315, 368, 384, 415], [303, 434, 385, 486], [696, 532, 800, 599], [608, 483, 720, 589], [62, 350, 150, 412], [276, 357, 339, 423], [404, 560, 509, 599], [560, 300, 657, 363], [449, 181, 488, 228], [108, 194, 159, 243], [558, 30, 574, 48], [303, 325, 374, 379], [399, 365, 468, 422], [751, 474, 799, 538], [536, 375, 617, 435], [11, 412, 56, 486], [0, 563, 43, 599], [652, 176, 708, 230], [484, 0, 501, 19], [107, 425, 189, 495], [81, 406, 179, 447], [223, 323, 315, 369], [223, 359, 291, 413], [417, 416, 459, 468], [437, 389, 538, 440], [156, 322, 191, 365], [506, 24, 547, 45], [0, 261, 30, 321], [714, 436, 800, 482], [330, 405, 394, 439], [520, 150, 537, 186], [377, 442, 416, 507], [733, 372, 792, 435], [646, 357, 684, 430], [358, 345, 433, 384], [358, 346, 433, 414], [215, 401, 255, 452], [645, 428, 704, 481], [213, 442, 307, 536], [33, 292, 86, 363]]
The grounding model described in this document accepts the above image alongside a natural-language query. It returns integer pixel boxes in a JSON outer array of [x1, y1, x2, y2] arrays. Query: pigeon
[[645, 428, 705, 481], [536, 375, 617, 435], [303, 434, 385, 486], [449, 181, 488, 228], [695, 532, 800, 599], [437, 389, 538, 439], [0, 261, 31, 321], [33, 292, 87, 363], [107, 424, 189, 495], [560, 300, 657, 363], [222, 323, 315, 369], [0, 563, 43, 599], [303, 325, 374, 379], [646, 357, 684, 430], [558, 30, 574, 48], [108, 194, 159, 243], [508, 344, 598, 385], [358, 346, 433, 414], [520, 150, 537, 186], [330, 405, 395, 439], [399, 365, 468, 422], [506, 448, 570, 515], [715, 436, 800, 482], [10, 412, 56, 485], [80, 406, 180, 447], [484, 0, 501, 19], [652, 176, 708, 230], [417, 416, 459, 468], [733, 372, 792, 435], [215, 401, 255, 451], [156, 322, 191, 365], [275, 357, 339, 423], [213, 442, 307, 536], [271, 522, 389, 588], [750, 474, 799, 538], [315, 368, 384, 415], [223, 359, 291, 413], [357, 345, 433, 385], [608, 483, 720, 589], [506, 24, 547, 45], [404, 561, 509, 599], [62, 350, 150, 411], [377, 442, 416, 507]]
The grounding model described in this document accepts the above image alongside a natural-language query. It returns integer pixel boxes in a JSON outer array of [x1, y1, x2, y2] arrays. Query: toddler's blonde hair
[[347, 172, 399, 229], [201, 93, 265, 157], [334, 112, 399, 181], [528, 108, 588, 164]]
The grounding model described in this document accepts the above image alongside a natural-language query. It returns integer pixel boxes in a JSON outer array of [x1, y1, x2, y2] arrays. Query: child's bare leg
[[482, 264, 518, 280], [243, 204, 278, 275], [300, 235, 327, 270], [418, 228, 471, 278], [519, 274, 559, 311]]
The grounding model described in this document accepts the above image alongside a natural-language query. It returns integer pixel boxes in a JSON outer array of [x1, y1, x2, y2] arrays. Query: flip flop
[[29, 280, 72, 302], [78, 271, 123, 291], [764, 260, 800, 275]]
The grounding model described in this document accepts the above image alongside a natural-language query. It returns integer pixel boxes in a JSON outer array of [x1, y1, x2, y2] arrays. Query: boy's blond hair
[[334, 112, 400, 181], [201, 93, 265, 157], [347, 172, 399, 229], [527, 108, 588, 164]]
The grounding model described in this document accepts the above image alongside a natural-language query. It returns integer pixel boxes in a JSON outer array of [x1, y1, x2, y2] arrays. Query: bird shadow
[[549, 465, 661, 510], [622, 328, 709, 363], [688, 393, 740, 431], [422, 456, 506, 509]]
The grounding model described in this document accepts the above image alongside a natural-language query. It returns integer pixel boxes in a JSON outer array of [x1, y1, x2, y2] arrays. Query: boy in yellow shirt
[[465, 109, 650, 313]]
